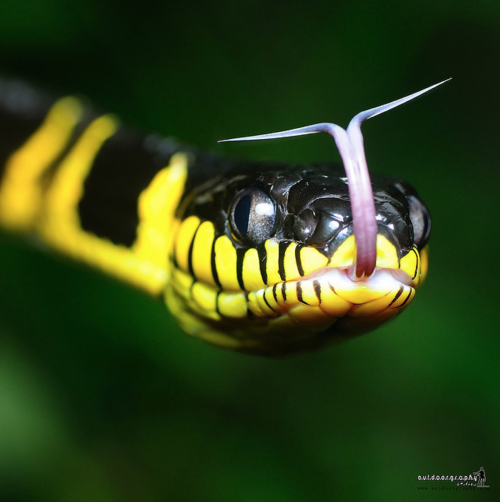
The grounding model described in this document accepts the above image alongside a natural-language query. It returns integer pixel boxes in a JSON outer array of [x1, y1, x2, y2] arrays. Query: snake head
[[168, 162, 430, 355], [166, 82, 446, 356]]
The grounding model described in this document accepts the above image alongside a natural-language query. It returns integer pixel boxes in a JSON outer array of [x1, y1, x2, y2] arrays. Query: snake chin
[[166, 241, 425, 357], [293, 264, 415, 288], [167, 265, 417, 358], [246, 264, 417, 342]]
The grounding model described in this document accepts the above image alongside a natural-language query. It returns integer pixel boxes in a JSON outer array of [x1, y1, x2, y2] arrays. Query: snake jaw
[[239, 261, 419, 354], [167, 218, 425, 356], [246, 237, 419, 333]]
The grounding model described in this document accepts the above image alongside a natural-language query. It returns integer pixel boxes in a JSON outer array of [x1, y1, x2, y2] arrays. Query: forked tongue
[[219, 79, 450, 279]]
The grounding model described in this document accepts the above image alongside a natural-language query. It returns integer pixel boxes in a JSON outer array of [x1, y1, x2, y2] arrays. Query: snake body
[[0, 79, 430, 356]]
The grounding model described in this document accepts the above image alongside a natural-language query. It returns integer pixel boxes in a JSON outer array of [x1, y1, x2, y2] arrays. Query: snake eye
[[229, 187, 276, 244], [408, 195, 431, 249]]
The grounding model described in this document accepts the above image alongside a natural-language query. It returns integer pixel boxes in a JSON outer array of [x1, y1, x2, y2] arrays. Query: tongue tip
[[349, 262, 376, 281], [352, 239, 377, 280]]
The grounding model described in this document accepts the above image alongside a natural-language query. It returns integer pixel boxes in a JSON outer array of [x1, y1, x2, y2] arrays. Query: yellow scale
[[0, 97, 189, 295], [169, 212, 426, 345]]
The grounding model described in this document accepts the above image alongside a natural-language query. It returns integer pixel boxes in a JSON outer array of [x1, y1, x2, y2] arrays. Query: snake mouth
[[296, 263, 415, 288], [246, 231, 422, 327], [167, 238, 424, 356], [247, 263, 416, 325]]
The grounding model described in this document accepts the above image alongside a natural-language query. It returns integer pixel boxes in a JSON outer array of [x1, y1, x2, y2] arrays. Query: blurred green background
[[0, 0, 498, 500]]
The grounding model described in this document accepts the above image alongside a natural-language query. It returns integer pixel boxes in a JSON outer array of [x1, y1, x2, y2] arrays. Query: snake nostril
[[293, 208, 318, 242], [309, 217, 341, 244], [294, 208, 344, 246]]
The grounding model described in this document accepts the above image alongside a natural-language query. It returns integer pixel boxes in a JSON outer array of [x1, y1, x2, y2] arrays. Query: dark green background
[[0, 1, 498, 500]]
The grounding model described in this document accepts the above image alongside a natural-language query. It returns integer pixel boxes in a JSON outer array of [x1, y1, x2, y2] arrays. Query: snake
[[0, 78, 445, 356]]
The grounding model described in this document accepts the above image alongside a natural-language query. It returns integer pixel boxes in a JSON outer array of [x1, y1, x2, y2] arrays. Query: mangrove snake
[[0, 78, 446, 356]]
